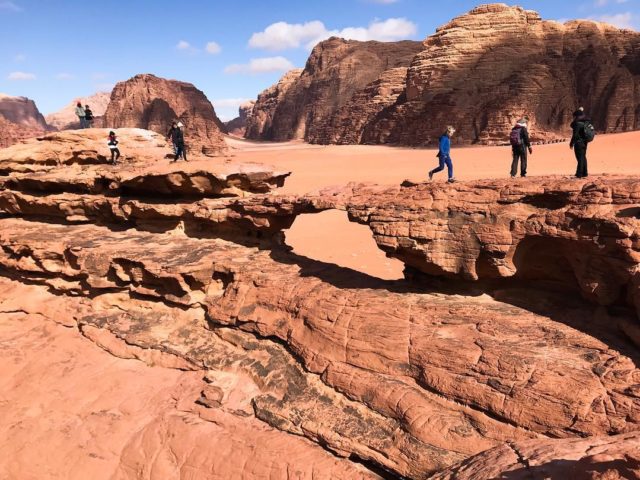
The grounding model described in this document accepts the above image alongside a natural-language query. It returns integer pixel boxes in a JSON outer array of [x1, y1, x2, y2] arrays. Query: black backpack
[[581, 121, 596, 143]]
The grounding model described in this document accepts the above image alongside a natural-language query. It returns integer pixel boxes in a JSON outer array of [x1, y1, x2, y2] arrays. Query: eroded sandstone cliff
[[46, 91, 111, 130], [102, 74, 227, 156], [0, 93, 48, 130], [0, 130, 639, 479], [244, 38, 423, 142], [225, 100, 256, 137]]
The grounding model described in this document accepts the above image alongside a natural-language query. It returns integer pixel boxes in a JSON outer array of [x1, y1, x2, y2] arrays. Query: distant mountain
[[45, 91, 111, 130]]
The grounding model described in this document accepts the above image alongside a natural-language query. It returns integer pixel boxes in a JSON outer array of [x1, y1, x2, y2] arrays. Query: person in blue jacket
[[429, 126, 456, 183]]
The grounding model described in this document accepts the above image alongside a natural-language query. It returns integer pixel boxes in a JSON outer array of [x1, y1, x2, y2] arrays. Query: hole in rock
[[512, 236, 580, 290], [284, 210, 404, 281]]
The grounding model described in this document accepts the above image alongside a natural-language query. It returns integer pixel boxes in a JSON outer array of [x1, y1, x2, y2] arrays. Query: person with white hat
[[428, 125, 456, 183], [170, 121, 188, 162]]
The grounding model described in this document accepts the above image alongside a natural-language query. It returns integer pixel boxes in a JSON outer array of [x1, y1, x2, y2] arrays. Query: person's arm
[[523, 127, 532, 153]]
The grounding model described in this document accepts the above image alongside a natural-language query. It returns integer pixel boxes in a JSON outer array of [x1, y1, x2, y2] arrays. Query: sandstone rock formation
[[0, 114, 44, 148], [102, 74, 227, 156], [246, 5, 640, 146], [45, 91, 111, 130], [1, 130, 640, 478], [431, 432, 640, 479], [225, 100, 256, 137], [364, 4, 640, 145], [244, 38, 423, 142], [244, 68, 303, 140], [0, 93, 48, 130]]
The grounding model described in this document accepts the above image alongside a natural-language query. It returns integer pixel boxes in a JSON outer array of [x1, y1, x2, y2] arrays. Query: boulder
[[102, 74, 227, 156]]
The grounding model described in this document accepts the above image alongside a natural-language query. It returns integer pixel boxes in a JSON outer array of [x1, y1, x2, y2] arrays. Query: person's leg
[[175, 146, 183, 161], [183, 146, 188, 161], [445, 157, 453, 180], [429, 157, 445, 178], [521, 149, 527, 177], [582, 144, 588, 177], [576, 144, 587, 177], [510, 148, 519, 177], [110, 149, 116, 163], [115, 148, 121, 162], [574, 146, 581, 177]]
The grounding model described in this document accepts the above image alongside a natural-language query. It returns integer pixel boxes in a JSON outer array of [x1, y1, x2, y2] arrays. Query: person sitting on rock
[[509, 116, 533, 178], [75, 102, 86, 129], [429, 126, 456, 183], [107, 131, 120, 165], [172, 122, 188, 162], [84, 105, 94, 128], [570, 107, 594, 178], [166, 121, 178, 156]]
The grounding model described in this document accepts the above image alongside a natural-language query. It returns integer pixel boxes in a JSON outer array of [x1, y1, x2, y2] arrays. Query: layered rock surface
[[365, 4, 640, 145], [1, 132, 639, 479], [102, 74, 227, 156], [0, 114, 44, 148], [244, 38, 422, 142], [46, 91, 111, 130]]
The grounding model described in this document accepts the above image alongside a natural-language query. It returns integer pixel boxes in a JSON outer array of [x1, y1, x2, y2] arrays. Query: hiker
[[509, 116, 533, 178], [107, 131, 120, 164], [166, 121, 178, 156], [75, 102, 86, 128], [429, 126, 456, 183], [570, 107, 594, 178], [172, 121, 188, 162], [84, 104, 94, 128]]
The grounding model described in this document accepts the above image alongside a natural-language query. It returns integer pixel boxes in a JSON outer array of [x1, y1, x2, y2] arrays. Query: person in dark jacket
[[510, 116, 533, 178], [428, 126, 456, 183], [172, 122, 188, 162], [84, 105, 94, 128], [107, 131, 120, 165], [570, 107, 589, 178], [166, 121, 178, 156]]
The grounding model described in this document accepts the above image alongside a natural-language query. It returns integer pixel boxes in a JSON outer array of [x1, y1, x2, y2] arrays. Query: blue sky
[[0, 0, 637, 120]]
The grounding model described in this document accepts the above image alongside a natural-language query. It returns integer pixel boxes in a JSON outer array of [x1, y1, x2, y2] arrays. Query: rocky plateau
[[1, 128, 639, 479]]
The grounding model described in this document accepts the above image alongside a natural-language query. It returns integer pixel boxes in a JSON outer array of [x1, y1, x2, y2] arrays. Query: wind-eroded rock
[[103, 74, 227, 156], [45, 91, 111, 130], [245, 38, 422, 142], [225, 100, 256, 137], [431, 432, 640, 479], [0, 115, 45, 149], [0, 93, 48, 130], [364, 4, 640, 145]]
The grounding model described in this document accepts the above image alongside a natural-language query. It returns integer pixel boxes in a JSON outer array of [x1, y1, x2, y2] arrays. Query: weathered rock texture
[[364, 4, 640, 145], [0, 93, 48, 130], [244, 38, 422, 142], [431, 432, 640, 479], [1, 133, 640, 479], [0, 115, 44, 148], [244, 68, 303, 140], [103, 74, 227, 156], [45, 91, 111, 130], [246, 4, 640, 146], [225, 100, 256, 137]]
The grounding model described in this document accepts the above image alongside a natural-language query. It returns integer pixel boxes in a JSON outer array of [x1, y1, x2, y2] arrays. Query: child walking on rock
[[429, 126, 456, 183], [108, 131, 120, 165]]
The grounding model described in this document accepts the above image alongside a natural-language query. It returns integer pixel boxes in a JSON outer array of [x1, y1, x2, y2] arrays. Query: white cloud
[[8, 71, 35, 81], [56, 73, 75, 80], [176, 40, 191, 50], [212, 98, 252, 108], [592, 12, 635, 28], [206, 41, 222, 54], [0, 1, 21, 12], [224, 56, 295, 74], [249, 18, 418, 51]]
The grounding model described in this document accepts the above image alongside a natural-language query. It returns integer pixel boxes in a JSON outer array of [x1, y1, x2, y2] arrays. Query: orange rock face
[[244, 38, 422, 142], [0, 115, 45, 148], [1, 131, 640, 479], [364, 4, 640, 145], [0, 93, 48, 130], [103, 74, 227, 156]]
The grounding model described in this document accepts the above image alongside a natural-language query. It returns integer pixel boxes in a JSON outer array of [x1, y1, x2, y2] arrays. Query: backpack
[[581, 121, 596, 143], [510, 126, 523, 146]]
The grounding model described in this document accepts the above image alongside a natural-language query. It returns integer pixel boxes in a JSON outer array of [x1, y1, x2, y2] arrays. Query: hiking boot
[[511, 175, 516, 179], [428, 171, 433, 181], [521, 174, 527, 178], [447, 178, 456, 183]]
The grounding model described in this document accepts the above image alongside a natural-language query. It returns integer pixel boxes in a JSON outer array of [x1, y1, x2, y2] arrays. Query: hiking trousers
[[510, 146, 528, 176], [430, 156, 453, 180], [175, 145, 187, 161], [574, 142, 588, 177]]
